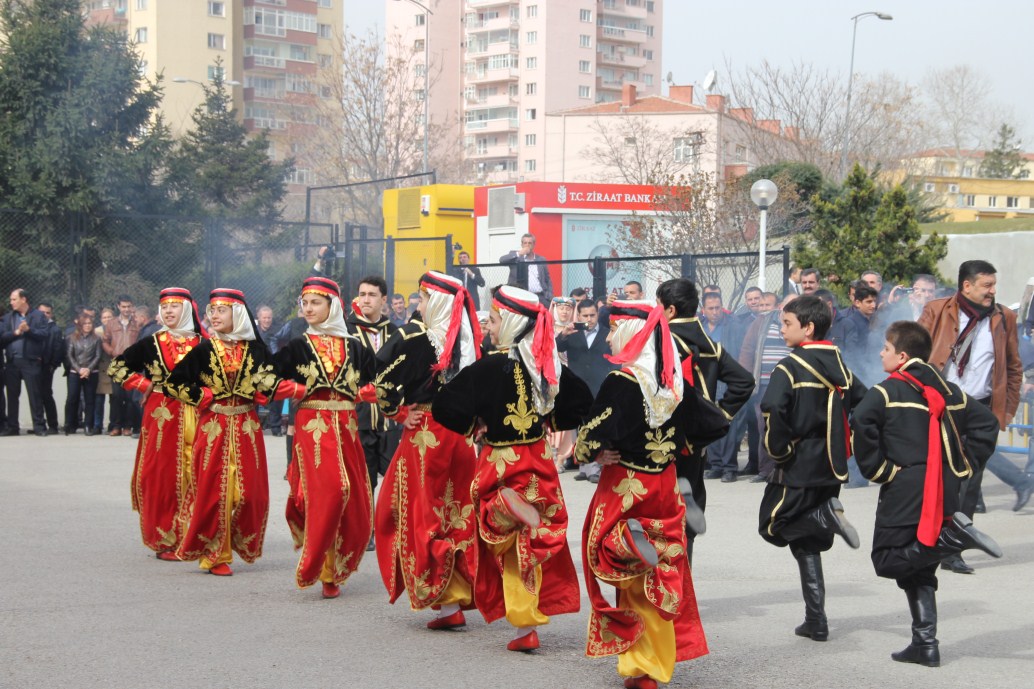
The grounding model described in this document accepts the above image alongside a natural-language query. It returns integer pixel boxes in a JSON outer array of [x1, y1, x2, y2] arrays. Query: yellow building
[[382, 184, 476, 296], [905, 148, 1034, 221]]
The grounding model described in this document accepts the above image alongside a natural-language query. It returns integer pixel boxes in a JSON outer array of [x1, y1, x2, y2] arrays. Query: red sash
[[890, 369, 947, 546]]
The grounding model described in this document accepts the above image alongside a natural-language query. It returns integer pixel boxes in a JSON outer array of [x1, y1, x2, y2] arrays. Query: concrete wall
[[938, 231, 1034, 307]]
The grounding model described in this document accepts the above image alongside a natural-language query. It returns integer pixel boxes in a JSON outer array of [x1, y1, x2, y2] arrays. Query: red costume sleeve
[[122, 372, 152, 394], [198, 387, 214, 412]]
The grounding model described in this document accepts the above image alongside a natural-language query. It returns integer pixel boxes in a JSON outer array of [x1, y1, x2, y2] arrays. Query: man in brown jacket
[[102, 295, 141, 436], [918, 259, 1027, 573]]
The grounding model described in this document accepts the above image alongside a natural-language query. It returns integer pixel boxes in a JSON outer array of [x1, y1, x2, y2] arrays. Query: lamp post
[[395, 0, 432, 174], [750, 179, 778, 292], [839, 11, 892, 180]]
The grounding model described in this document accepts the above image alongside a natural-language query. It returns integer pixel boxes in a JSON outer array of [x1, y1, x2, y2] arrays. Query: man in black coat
[[0, 289, 50, 435], [448, 251, 486, 310], [36, 302, 64, 434]]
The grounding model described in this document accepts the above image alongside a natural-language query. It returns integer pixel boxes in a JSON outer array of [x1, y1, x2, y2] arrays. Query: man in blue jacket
[[1, 289, 50, 436]]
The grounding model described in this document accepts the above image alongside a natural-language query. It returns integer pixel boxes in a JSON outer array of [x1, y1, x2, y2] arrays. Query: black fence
[[331, 228, 454, 302], [465, 247, 791, 311]]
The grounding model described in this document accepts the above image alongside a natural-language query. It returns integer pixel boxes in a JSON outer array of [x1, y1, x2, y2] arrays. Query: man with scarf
[[434, 286, 592, 652], [575, 300, 708, 689], [373, 271, 482, 629], [852, 320, 1002, 667], [345, 276, 401, 504], [919, 260, 1025, 574]]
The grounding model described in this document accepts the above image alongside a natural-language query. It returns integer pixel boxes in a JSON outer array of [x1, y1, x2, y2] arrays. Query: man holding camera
[[500, 233, 553, 306]]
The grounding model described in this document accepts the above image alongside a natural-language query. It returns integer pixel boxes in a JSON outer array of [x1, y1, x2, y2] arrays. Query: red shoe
[[507, 630, 540, 652], [500, 487, 541, 529], [322, 582, 340, 599], [156, 551, 179, 562], [623, 676, 658, 689], [208, 563, 233, 576], [426, 610, 466, 630]]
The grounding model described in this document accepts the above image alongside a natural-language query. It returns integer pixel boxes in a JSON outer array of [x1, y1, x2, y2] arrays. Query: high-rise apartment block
[[83, 0, 343, 193], [386, 0, 663, 184]]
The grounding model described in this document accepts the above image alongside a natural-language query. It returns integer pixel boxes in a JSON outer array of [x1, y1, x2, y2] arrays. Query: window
[[525, 108, 536, 120], [134, 27, 147, 43], [988, 196, 997, 208], [643, 49, 653, 60], [735, 144, 747, 161], [318, 53, 332, 68], [579, 60, 591, 73], [208, 1, 225, 16], [526, 82, 536, 95], [414, 39, 425, 52], [579, 34, 591, 48], [289, 44, 313, 62], [673, 134, 703, 162], [207, 64, 225, 81], [962, 165, 974, 177], [526, 4, 537, 18], [646, 0, 655, 12], [526, 57, 537, 69], [580, 9, 592, 21], [415, 13, 425, 26], [414, 63, 426, 77], [318, 23, 331, 39], [923, 182, 935, 192], [207, 33, 225, 50], [525, 134, 536, 146], [1007, 196, 1019, 208], [526, 31, 537, 44], [645, 25, 654, 37], [964, 194, 975, 207], [579, 85, 590, 98], [414, 89, 425, 101], [318, 0, 332, 7], [644, 74, 653, 86], [135, 0, 146, 9], [287, 169, 311, 185], [525, 159, 537, 172]]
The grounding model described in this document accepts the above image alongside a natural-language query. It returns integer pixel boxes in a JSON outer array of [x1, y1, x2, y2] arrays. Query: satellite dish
[[702, 69, 718, 92], [665, 71, 674, 85]]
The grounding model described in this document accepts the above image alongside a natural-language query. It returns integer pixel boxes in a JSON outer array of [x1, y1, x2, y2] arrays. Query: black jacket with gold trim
[[165, 339, 279, 407], [433, 351, 591, 445], [108, 332, 201, 394], [669, 317, 754, 420], [851, 359, 999, 528], [374, 321, 443, 416], [274, 334, 376, 402], [761, 342, 867, 487], [575, 370, 686, 474], [346, 313, 398, 431]]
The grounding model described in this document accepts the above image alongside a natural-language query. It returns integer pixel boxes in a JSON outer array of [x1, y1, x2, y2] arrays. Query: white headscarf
[[158, 299, 199, 339], [304, 293, 351, 339], [608, 300, 683, 428], [207, 302, 256, 342], [495, 286, 561, 415], [421, 271, 479, 382]]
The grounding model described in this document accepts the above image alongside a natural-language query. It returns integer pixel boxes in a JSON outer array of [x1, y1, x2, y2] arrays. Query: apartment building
[[904, 149, 1034, 221], [83, 0, 343, 193], [385, 0, 663, 185]]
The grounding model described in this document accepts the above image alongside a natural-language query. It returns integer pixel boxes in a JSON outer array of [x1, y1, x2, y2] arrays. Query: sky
[[343, 0, 1034, 145]]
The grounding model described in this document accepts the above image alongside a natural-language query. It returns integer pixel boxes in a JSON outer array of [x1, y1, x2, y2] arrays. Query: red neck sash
[[890, 367, 947, 546]]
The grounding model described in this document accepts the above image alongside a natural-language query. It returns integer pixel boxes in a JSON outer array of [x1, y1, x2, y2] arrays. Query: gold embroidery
[[503, 364, 538, 439], [613, 469, 647, 512], [302, 415, 330, 468], [433, 479, 474, 532], [411, 420, 440, 480], [486, 446, 520, 479], [296, 361, 321, 389], [644, 426, 677, 464], [574, 407, 613, 464], [200, 418, 222, 471]]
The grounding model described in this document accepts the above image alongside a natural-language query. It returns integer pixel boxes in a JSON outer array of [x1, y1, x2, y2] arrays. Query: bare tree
[[920, 64, 1007, 176], [290, 29, 465, 229], [581, 116, 706, 184]]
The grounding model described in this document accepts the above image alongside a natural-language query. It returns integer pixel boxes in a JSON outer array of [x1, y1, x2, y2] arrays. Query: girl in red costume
[[435, 285, 591, 651], [276, 277, 377, 599], [166, 289, 304, 576], [373, 271, 481, 629], [108, 287, 204, 559], [575, 300, 708, 689]]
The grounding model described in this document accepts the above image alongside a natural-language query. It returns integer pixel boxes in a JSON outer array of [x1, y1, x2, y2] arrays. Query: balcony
[[467, 67, 519, 84], [600, 0, 648, 20], [245, 55, 288, 71], [466, 91, 516, 109], [465, 117, 519, 134], [598, 24, 647, 45], [465, 15, 518, 32], [467, 0, 514, 8], [596, 76, 625, 92], [468, 143, 517, 160]]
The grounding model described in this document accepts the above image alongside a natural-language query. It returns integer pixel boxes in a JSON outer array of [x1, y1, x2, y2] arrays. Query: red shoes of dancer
[[322, 582, 340, 599], [426, 610, 466, 630], [156, 551, 179, 562], [208, 563, 233, 576], [507, 630, 540, 652], [623, 676, 658, 689]]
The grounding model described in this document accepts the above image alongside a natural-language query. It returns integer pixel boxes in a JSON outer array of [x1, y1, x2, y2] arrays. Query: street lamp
[[395, 0, 432, 174], [750, 179, 778, 292], [839, 11, 892, 180]]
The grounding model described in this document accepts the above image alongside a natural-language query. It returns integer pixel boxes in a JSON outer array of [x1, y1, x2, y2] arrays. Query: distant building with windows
[[905, 149, 1034, 221], [385, 0, 664, 184], [83, 0, 344, 196]]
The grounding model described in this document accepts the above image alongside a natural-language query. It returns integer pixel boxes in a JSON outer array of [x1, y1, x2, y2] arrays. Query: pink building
[[385, 0, 663, 184]]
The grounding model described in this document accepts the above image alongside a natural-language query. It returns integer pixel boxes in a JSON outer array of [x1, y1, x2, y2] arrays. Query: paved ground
[[1, 431, 1032, 689]]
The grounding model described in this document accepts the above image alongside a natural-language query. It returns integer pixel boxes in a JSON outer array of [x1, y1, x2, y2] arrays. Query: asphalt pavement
[[1, 432, 1032, 689]]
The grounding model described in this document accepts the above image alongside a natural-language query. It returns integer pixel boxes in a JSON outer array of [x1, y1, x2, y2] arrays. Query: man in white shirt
[[500, 233, 553, 306]]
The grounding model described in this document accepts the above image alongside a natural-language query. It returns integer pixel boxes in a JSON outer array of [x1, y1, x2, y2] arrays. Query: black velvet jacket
[[274, 334, 376, 400], [668, 317, 754, 420], [433, 350, 591, 445], [761, 342, 867, 487], [346, 314, 398, 431], [852, 359, 999, 528], [165, 339, 279, 406], [374, 321, 443, 416]]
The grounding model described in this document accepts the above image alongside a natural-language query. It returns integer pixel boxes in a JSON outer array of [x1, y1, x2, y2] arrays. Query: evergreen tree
[[166, 61, 292, 220], [793, 164, 948, 300], [980, 123, 1025, 179]]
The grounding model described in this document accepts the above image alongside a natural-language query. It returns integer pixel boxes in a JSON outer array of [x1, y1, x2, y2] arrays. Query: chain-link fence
[[1, 208, 336, 323], [466, 248, 790, 311]]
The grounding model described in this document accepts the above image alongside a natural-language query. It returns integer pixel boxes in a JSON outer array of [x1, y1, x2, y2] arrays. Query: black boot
[[892, 586, 939, 667], [794, 552, 828, 641], [936, 513, 1002, 558], [779, 498, 860, 549]]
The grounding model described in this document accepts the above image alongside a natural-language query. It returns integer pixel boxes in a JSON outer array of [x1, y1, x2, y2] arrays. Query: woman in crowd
[[165, 288, 304, 576], [575, 300, 708, 689], [435, 285, 591, 651], [373, 271, 481, 629], [108, 288, 205, 559], [93, 307, 115, 434], [276, 277, 377, 599], [547, 296, 578, 474], [64, 310, 102, 436]]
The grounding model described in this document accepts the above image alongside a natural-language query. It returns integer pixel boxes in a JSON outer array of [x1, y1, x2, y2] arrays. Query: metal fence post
[[385, 237, 396, 295], [782, 246, 791, 295], [592, 256, 607, 302], [445, 234, 454, 273], [202, 218, 219, 294], [680, 254, 694, 281]]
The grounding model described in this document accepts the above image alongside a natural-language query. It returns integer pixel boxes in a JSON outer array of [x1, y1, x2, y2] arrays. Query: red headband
[[159, 287, 192, 303], [419, 271, 483, 374], [209, 288, 246, 306], [606, 301, 677, 392], [302, 276, 341, 300], [495, 286, 558, 388]]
